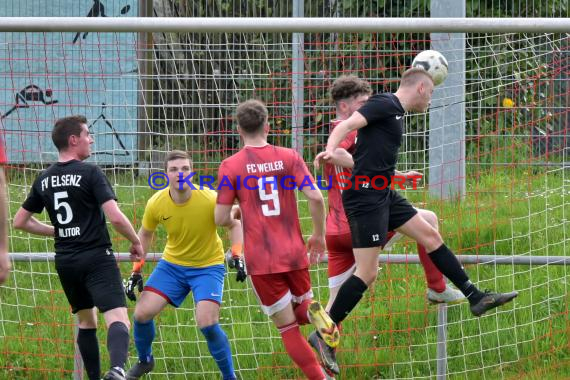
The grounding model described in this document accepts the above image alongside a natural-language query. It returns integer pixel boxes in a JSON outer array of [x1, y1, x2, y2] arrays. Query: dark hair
[[400, 68, 434, 87], [165, 150, 192, 170], [330, 75, 372, 103], [51, 115, 88, 151], [236, 99, 268, 135]]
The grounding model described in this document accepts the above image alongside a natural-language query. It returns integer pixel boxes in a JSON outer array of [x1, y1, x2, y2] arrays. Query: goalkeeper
[[124, 150, 244, 380]]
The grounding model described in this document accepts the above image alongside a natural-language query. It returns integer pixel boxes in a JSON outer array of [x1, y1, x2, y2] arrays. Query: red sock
[[278, 322, 324, 380], [418, 244, 446, 293], [293, 299, 311, 325]]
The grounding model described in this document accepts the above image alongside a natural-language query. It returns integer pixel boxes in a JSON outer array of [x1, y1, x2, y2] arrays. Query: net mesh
[[0, 17, 569, 380]]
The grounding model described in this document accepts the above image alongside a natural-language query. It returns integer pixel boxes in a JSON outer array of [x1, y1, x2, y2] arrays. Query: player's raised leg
[[324, 233, 356, 314], [328, 245, 379, 325], [316, 209, 384, 374], [416, 209, 465, 304], [396, 213, 517, 316]]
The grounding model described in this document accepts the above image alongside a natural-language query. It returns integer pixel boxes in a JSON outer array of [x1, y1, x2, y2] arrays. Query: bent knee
[[133, 307, 154, 324], [425, 229, 444, 251], [76, 309, 97, 329], [196, 315, 219, 329], [419, 210, 439, 229], [108, 319, 131, 330], [105, 308, 131, 329], [355, 266, 378, 286], [77, 320, 97, 329], [119, 319, 131, 330]]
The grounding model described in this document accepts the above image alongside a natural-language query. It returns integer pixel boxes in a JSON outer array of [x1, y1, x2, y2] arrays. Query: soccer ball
[[411, 50, 448, 86]]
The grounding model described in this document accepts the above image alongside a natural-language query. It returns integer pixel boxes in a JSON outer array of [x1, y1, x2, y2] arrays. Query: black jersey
[[22, 160, 117, 254], [342, 93, 406, 211], [352, 93, 405, 183]]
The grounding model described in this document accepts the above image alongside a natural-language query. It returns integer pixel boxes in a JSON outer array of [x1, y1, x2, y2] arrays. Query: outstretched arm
[[318, 111, 368, 161], [314, 147, 354, 170]]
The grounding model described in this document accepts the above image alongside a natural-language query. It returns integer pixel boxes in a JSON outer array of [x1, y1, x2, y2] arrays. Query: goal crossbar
[[0, 17, 570, 33]]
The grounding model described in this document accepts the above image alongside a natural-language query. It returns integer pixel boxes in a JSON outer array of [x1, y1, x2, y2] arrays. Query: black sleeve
[[357, 94, 396, 125], [90, 166, 117, 205], [21, 181, 44, 213]]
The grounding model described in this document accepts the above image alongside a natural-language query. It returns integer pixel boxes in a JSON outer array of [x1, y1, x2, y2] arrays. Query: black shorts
[[55, 247, 126, 314], [343, 189, 417, 248]]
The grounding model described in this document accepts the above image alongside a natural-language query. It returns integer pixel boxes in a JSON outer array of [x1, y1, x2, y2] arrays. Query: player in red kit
[[215, 99, 338, 380]]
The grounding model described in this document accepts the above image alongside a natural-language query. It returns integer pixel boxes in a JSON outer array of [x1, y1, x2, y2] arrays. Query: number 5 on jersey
[[54, 191, 73, 224]]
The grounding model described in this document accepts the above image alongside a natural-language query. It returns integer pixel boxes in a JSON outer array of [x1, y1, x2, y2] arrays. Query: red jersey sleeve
[[339, 130, 357, 153], [216, 160, 236, 205]]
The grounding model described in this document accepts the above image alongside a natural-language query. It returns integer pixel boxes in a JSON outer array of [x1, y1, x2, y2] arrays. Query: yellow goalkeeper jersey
[[142, 188, 224, 267]]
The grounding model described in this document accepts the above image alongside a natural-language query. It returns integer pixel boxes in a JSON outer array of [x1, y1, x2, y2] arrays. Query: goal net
[[1, 19, 569, 380]]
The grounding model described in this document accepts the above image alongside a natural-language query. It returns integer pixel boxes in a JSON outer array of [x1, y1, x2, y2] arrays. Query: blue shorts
[[144, 260, 225, 307]]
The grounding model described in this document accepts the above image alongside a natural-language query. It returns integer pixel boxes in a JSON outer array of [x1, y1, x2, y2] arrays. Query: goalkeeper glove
[[232, 256, 247, 282], [124, 272, 144, 301]]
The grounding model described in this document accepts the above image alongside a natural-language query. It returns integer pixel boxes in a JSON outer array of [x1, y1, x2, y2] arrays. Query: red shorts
[[326, 232, 355, 288], [249, 268, 313, 316], [326, 230, 399, 289]]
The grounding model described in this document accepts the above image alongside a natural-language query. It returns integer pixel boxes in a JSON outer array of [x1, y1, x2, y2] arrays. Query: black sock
[[77, 328, 100, 380], [107, 321, 130, 369], [329, 275, 368, 324], [428, 244, 484, 304]]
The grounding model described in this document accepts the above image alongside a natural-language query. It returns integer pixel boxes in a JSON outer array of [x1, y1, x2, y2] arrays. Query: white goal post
[[0, 17, 570, 33]]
